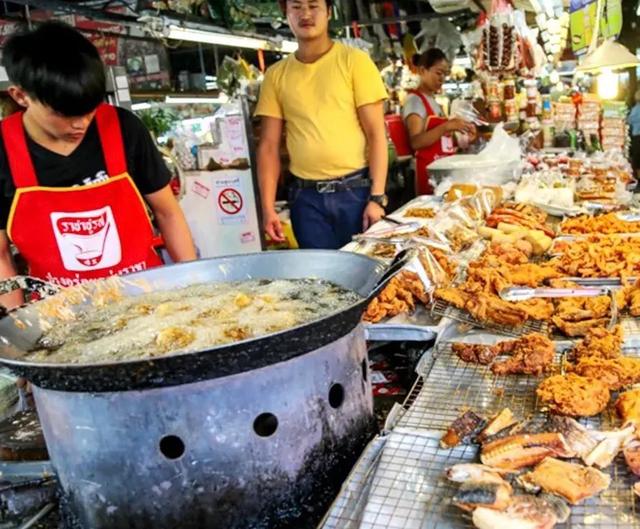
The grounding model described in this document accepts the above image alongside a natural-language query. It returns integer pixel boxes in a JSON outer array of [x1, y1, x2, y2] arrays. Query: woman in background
[[402, 48, 475, 195]]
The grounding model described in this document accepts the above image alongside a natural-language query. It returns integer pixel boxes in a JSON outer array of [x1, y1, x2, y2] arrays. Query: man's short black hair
[[280, 0, 334, 11], [3, 21, 106, 117]]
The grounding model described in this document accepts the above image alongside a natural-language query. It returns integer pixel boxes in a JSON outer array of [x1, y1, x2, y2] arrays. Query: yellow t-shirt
[[255, 42, 388, 181]]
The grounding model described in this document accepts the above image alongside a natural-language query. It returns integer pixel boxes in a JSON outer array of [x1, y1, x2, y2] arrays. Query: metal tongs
[[499, 286, 610, 302]]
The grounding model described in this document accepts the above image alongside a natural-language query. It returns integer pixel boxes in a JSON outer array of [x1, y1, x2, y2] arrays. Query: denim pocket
[[288, 187, 301, 207], [344, 186, 370, 203]]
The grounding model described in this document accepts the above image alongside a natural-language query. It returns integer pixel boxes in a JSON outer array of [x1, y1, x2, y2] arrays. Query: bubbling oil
[[27, 279, 361, 364]]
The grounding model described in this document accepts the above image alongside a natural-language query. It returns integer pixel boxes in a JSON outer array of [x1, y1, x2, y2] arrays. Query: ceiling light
[[576, 39, 640, 73], [597, 68, 619, 100], [166, 25, 298, 53]]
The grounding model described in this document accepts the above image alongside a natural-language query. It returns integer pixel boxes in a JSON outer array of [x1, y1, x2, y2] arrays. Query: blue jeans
[[289, 186, 370, 249]]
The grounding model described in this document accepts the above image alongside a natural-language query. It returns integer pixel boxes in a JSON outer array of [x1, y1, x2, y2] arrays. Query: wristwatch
[[368, 194, 389, 208]]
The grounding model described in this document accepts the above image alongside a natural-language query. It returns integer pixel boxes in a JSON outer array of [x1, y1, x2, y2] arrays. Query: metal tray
[[364, 323, 439, 343]]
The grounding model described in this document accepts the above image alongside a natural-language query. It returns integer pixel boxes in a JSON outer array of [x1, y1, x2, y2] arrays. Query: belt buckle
[[317, 181, 337, 193]]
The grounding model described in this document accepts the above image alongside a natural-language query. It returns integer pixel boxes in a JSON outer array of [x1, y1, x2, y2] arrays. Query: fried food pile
[[548, 235, 640, 279], [435, 245, 558, 327], [453, 334, 555, 376], [560, 212, 640, 235], [363, 270, 429, 323], [537, 326, 640, 418]]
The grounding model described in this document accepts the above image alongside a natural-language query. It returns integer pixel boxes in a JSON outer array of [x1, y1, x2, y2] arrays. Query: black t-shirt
[[0, 107, 170, 229]]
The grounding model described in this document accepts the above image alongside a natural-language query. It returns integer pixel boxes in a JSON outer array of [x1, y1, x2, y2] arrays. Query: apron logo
[[50, 207, 122, 271]]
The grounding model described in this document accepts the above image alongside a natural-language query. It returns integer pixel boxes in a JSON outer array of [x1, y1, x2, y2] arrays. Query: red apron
[[409, 90, 457, 195], [3, 103, 162, 287]]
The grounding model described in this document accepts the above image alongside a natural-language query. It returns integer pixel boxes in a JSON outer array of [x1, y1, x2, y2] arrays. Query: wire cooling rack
[[320, 340, 640, 529], [431, 300, 549, 338], [396, 341, 563, 431], [319, 427, 640, 529]]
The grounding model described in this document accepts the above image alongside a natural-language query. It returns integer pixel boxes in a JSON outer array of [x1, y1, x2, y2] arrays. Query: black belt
[[291, 169, 370, 193]]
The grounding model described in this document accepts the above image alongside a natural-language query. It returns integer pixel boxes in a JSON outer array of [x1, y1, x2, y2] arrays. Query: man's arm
[[357, 101, 387, 230], [257, 116, 285, 242], [0, 231, 22, 309], [145, 185, 197, 263]]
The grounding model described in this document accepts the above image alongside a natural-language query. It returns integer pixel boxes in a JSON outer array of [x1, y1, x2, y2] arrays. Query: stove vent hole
[[159, 435, 185, 460], [253, 413, 278, 437], [329, 383, 345, 409]]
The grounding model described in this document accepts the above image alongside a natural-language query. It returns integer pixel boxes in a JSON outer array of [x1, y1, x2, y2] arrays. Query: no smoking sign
[[217, 188, 244, 215]]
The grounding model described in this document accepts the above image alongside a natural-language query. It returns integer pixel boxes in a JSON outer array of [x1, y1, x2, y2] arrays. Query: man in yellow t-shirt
[[255, 0, 388, 249]]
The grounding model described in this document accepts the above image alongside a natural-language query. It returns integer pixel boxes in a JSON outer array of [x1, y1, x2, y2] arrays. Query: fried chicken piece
[[554, 296, 611, 322], [519, 298, 555, 321], [551, 316, 610, 338], [570, 356, 640, 391], [570, 325, 622, 361], [505, 264, 562, 287], [434, 287, 471, 309], [484, 242, 530, 265], [616, 388, 640, 428], [536, 374, 610, 417], [466, 293, 530, 327], [491, 334, 555, 376], [453, 343, 498, 365]]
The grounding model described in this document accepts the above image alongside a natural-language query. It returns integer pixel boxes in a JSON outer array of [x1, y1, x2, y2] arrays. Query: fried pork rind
[[560, 212, 640, 235], [537, 374, 610, 417], [548, 235, 640, 279]]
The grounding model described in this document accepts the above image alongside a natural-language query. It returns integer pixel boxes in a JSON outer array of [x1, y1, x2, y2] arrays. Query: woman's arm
[[405, 114, 473, 151]]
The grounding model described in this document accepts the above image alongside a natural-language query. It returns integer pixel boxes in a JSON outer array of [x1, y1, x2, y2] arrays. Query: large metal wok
[[0, 250, 402, 392]]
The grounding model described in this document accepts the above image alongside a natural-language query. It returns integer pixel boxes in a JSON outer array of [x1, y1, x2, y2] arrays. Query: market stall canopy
[[576, 38, 640, 72]]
